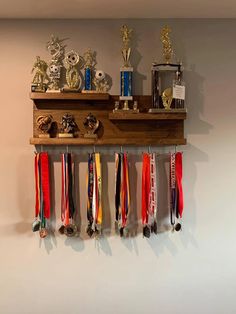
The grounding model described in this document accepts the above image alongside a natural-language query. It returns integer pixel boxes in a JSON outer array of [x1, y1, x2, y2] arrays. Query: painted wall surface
[[0, 19, 235, 314]]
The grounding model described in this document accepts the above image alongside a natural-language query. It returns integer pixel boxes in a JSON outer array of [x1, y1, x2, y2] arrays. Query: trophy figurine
[[149, 25, 185, 112], [62, 50, 81, 92], [83, 113, 100, 139], [58, 113, 77, 138], [31, 56, 50, 92], [83, 48, 96, 93], [36, 115, 53, 138], [46, 35, 66, 92], [120, 25, 133, 106], [93, 70, 109, 93]]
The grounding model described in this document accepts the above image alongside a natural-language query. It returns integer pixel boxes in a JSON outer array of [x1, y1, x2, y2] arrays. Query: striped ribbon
[[87, 152, 102, 236], [115, 152, 130, 236]]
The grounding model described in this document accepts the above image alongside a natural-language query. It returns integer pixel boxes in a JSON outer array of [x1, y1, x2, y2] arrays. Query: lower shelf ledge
[[30, 137, 187, 146]]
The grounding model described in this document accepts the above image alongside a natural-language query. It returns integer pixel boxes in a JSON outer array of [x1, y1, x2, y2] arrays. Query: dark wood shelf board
[[109, 110, 187, 121], [30, 92, 110, 101], [30, 137, 186, 146]]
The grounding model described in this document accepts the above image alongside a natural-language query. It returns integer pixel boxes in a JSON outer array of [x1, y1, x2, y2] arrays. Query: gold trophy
[[31, 56, 50, 92], [62, 50, 81, 92], [36, 115, 53, 138], [58, 113, 77, 138], [83, 113, 100, 139], [82, 48, 96, 93]]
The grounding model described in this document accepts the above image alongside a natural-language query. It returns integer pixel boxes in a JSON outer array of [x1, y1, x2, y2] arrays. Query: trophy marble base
[[31, 84, 47, 93], [58, 133, 74, 138], [61, 87, 80, 93], [119, 96, 133, 101], [82, 90, 98, 94], [84, 133, 98, 139], [38, 134, 50, 138], [113, 109, 139, 113], [46, 89, 61, 93]]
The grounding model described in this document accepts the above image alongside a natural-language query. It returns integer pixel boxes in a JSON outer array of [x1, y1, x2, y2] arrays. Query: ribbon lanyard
[[87, 152, 102, 237], [32, 152, 51, 238], [59, 152, 77, 237], [170, 152, 184, 232], [115, 152, 130, 237], [142, 152, 157, 238]]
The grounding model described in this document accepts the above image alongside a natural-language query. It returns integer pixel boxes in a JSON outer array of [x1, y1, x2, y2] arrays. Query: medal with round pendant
[[39, 228, 48, 238], [58, 224, 65, 235], [64, 223, 77, 237], [175, 222, 182, 232], [32, 219, 40, 232]]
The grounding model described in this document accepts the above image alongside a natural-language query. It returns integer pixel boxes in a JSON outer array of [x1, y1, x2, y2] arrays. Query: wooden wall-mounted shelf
[[30, 93, 187, 146]]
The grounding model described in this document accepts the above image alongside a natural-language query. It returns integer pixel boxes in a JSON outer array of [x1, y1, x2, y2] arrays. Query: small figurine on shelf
[[62, 50, 81, 92], [161, 88, 173, 110], [83, 113, 100, 139], [58, 113, 77, 138], [93, 70, 109, 93], [46, 35, 66, 92], [36, 115, 53, 138], [31, 56, 50, 92]]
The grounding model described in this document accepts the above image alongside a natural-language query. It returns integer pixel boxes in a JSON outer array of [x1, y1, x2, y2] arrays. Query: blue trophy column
[[84, 67, 92, 91], [120, 67, 133, 100]]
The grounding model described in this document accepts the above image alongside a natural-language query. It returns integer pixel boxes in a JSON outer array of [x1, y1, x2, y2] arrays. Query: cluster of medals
[[32, 150, 184, 238]]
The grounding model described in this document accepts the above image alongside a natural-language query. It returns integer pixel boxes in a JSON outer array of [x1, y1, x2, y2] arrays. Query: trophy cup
[[83, 48, 96, 93], [83, 113, 100, 139], [62, 50, 81, 92], [149, 26, 185, 113], [113, 25, 138, 113], [31, 56, 50, 92], [46, 35, 66, 92], [58, 113, 77, 138], [93, 70, 109, 93], [36, 114, 53, 138]]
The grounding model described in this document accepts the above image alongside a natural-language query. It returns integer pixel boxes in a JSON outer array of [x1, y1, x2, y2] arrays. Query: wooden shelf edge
[[30, 137, 187, 146], [109, 111, 187, 120], [30, 92, 110, 101]]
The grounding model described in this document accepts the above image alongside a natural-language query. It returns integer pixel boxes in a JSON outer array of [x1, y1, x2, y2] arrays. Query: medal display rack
[[30, 93, 187, 146]]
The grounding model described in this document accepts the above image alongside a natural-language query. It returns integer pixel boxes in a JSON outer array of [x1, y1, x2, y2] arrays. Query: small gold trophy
[[36, 115, 53, 138], [31, 56, 50, 92], [83, 113, 100, 139], [93, 70, 109, 93], [62, 50, 81, 92], [58, 113, 77, 138], [82, 48, 96, 93]]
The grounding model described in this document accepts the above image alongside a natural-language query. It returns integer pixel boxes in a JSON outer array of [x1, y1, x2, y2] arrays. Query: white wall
[[0, 19, 235, 314]]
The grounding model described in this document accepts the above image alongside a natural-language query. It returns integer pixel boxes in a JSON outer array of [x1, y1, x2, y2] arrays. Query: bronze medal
[[39, 228, 48, 238], [64, 224, 77, 237], [58, 225, 65, 234], [32, 219, 40, 232], [175, 223, 182, 232]]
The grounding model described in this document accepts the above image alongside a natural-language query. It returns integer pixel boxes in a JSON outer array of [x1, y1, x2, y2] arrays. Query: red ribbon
[[142, 153, 150, 225], [175, 152, 183, 218], [40, 152, 51, 219], [34, 154, 40, 217]]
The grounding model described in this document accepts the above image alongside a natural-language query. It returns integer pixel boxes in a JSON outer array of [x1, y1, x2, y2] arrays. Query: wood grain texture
[[30, 92, 110, 100], [31, 94, 187, 146]]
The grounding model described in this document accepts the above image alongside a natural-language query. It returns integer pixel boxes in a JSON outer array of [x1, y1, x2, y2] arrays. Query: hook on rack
[[93, 145, 96, 154], [66, 145, 69, 154], [120, 146, 123, 154]]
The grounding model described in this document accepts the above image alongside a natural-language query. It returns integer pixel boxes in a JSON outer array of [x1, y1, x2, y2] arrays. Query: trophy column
[[120, 66, 133, 104]]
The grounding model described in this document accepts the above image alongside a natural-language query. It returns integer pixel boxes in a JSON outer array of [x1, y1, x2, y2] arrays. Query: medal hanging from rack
[[141, 152, 158, 238], [59, 152, 77, 237], [86, 152, 102, 238], [115, 152, 130, 237], [32, 152, 51, 238], [170, 152, 184, 232]]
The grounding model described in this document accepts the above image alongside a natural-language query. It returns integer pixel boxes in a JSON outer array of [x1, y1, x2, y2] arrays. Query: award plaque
[[62, 50, 81, 92], [149, 26, 185, 112], [46, 35, 65, 92]]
